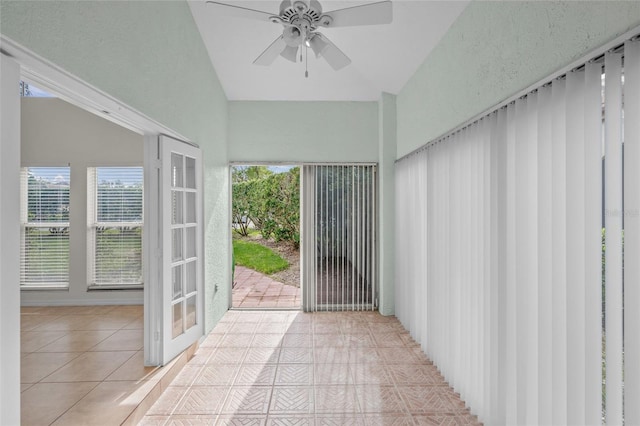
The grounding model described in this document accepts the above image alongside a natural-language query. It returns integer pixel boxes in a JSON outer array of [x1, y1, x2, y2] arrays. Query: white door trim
[[0, 52, 22, 426], [1, 35, 187, 141]]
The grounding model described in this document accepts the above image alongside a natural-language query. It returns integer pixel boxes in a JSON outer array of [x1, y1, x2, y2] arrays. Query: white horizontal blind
[[395, 55, 614, 423], [20, 167, 70, 288], [87, 167, 143, 287], [303, 165, 376, 311]]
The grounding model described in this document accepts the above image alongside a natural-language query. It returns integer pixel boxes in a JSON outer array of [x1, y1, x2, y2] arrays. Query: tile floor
[[233, 266, 301, 309], [20, 305, 165, 425], [141, 310, 481, 425]]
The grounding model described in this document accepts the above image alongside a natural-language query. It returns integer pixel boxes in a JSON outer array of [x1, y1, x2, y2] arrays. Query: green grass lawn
[[233, 239, 288, 274]]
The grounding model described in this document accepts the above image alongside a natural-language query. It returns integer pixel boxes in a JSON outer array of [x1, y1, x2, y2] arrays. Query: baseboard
[[20, 298, 143, 307]]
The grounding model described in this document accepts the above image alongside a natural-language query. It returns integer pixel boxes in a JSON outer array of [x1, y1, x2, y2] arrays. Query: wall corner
[[378, 92, 397, 316]]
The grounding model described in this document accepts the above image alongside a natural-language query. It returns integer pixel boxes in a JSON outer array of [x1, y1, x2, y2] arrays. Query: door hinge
[[154, 331, 160, 341], [154, 159, 162, 169]]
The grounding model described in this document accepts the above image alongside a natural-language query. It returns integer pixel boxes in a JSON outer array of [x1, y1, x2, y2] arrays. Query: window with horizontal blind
[[20, 167, 70, 288], [87, 167, 143, 288]]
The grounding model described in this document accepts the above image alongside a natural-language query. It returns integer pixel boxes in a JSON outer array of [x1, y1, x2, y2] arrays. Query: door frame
[[228, 162, 304, 309], [1, 35, 193, 374]]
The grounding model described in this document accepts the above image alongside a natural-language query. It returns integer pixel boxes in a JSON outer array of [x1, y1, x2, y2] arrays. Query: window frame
[[87, 166, 144, 290], [20, 166, 71, 290]]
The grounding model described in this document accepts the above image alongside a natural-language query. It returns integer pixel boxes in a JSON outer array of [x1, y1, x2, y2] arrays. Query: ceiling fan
[[205, 0, 393, 72]]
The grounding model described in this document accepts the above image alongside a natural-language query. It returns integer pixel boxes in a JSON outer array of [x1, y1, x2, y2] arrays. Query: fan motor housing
[[279, 0, 323, 30]]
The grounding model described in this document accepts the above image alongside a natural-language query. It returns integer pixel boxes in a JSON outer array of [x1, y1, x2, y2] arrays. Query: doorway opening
[[231, 165, 301, 309]]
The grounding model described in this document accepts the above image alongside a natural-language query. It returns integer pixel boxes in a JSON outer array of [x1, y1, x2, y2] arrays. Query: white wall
[[21, 97, 144, 305], [228, 101, 378, 163], [397, 1, 640, 158]]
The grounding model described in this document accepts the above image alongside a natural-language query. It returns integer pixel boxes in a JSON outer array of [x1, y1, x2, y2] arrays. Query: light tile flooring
[[233, 266, 301, 309], [20, 305, 161, 425], [142, 310, 481, 425]]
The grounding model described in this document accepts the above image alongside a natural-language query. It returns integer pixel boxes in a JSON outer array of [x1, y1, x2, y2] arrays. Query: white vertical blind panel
[[505, 103, 518, 425], [418, 153, 428, 342], [449, 134, 459, 389], [489, 109, 503, 425], [565, 70, 587, 425], [604, 51, 624, 426], [481, 116, 492, 424], [624, 39, 640, 426], [20, 167, 70, 287], [551, 78, 568, 425], [514, 98, 528, 424], [495, 107, 508, 425], [583, 60, 604, 426], [536, 84, 553, 425], [524, 92, 539, 425], [301, 166, 316, 311]]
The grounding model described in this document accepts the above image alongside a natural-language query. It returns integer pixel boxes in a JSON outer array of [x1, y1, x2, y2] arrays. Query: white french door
[[162, 135, 203, 362], [145, 135, 203, 365]]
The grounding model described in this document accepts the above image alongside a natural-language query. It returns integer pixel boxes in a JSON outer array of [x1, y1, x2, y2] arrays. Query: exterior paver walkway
[[140, 310, 482, 425], [233, 266, 301, 309]]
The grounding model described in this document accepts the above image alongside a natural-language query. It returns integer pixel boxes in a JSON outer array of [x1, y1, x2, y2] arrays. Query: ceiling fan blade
[[319, 1, 392, 27], [253, 36, 287, 66], [206, 1, 274, 22], [316, 34, 351, 70]]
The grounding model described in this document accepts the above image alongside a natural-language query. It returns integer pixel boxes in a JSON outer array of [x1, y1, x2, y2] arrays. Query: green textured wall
[[397, 1, 640, 158], [228, 101, 379, 162], [1, 0, 230, 332]]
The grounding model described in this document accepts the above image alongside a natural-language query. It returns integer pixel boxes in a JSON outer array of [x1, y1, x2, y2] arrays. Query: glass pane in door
[[172, 302, 183, 338], [172, 191, 183, 224], [172, 228, 183, 262], [185, 157, 196, 189], [186, 261, 197, 294], [172, 265, 182, 301], [186, 295, 197, 329], [171, 153, 183, 188], [185, 226, 196, 259], [186, 192, 196, 224]]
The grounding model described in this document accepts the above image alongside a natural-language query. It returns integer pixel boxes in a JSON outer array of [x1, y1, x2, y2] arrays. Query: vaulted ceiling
[[189, 0, 469, 101]]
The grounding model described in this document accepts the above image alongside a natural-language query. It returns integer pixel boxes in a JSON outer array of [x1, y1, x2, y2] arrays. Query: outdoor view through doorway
[[231, 165, 301, 309]]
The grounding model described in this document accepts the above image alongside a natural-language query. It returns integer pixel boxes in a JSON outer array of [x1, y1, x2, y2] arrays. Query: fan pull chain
[[305, 46, 309, 78]]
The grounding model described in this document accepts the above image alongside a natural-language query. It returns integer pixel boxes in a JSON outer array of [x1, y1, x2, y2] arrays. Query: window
[[19, 81, 55, 97], [20, 167, 70, 288], [88, 167, 143, 288]]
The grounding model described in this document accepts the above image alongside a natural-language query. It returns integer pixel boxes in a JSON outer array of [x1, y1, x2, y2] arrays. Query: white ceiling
[[189, 0, 469, 101]]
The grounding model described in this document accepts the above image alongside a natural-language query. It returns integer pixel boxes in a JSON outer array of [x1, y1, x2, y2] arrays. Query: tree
[[231, 167, 300, 246], [232, 166, 273, 183], [232, 180, 253, 237], [254, 168, 300, 246]]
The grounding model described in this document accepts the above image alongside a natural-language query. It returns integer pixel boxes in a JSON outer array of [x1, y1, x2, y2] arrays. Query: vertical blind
[[87, 167, 143, 287], [20, 167, 70, 287], [302, 165, 377, 311], [395, 38, 640, 425]]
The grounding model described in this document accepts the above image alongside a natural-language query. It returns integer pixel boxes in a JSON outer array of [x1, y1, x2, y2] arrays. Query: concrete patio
[[233, 266, 301, 309]]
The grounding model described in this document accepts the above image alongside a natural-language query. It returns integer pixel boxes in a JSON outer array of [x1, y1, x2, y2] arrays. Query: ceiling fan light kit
[[206, 0, 393, 74]]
